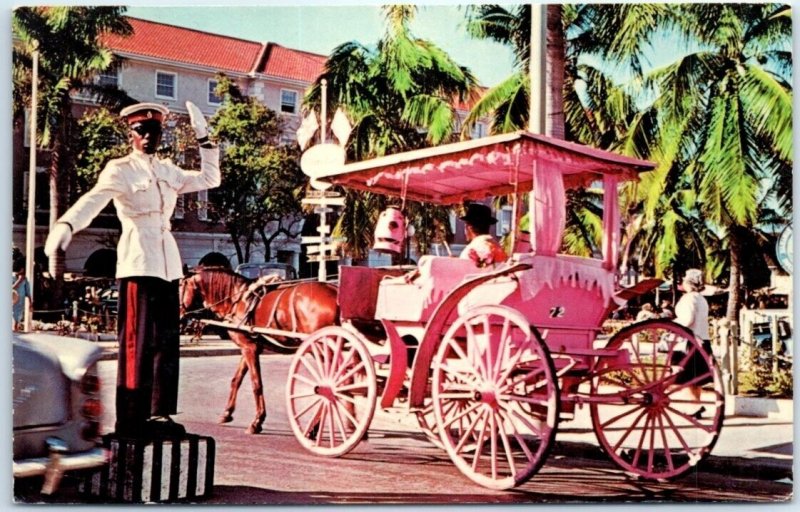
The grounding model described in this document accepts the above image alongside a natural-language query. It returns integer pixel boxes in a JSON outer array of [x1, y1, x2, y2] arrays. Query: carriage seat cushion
[[375, 256, 489, 322]]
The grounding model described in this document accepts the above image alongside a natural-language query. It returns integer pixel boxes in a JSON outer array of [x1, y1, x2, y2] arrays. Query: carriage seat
[[375, 255, 491, 322]]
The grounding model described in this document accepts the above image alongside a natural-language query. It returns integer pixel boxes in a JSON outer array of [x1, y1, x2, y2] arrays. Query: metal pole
[[318, 79, 328, 282], [24, 48, 39, 333]]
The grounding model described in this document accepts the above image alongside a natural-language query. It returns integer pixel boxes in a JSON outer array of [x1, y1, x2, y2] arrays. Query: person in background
[[673, 268, 714, 414], [12, 266, 31, 332], [635, 303, 656, 322], [660, 299, 675, 319], [44, 101, 219, 438], [459, 203, 508, 268]]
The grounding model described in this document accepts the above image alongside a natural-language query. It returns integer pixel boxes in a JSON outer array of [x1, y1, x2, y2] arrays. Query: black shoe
[[691, 406, 706, 419], [146, 416, 186, 438]]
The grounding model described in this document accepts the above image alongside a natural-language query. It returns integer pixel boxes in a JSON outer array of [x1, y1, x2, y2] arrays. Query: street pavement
[[85, 332, 794, 484]]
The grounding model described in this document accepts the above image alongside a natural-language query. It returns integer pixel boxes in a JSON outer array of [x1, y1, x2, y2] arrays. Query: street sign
[[306, 244, 339, 255], [302, 196, 346, 207], [305, 254, 341, 262], [316, 225, 331, 235], [302, 236, 343, 244], [314, 207, 334, 214], [305, 190, 343, 199]]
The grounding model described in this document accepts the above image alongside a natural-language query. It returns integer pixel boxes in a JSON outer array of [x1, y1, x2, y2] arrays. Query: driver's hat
[[120, 103, 169, 125]]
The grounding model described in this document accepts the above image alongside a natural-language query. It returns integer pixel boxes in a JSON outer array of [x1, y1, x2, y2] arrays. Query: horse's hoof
[[246, 424, 263, 435], [218, 414, 233, 424]]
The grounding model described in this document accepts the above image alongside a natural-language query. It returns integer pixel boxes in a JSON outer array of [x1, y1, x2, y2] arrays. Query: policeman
[[45, 101, 220, 437]]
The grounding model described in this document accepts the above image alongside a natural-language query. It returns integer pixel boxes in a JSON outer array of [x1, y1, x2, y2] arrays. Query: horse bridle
[[178, 271, 251, 319]]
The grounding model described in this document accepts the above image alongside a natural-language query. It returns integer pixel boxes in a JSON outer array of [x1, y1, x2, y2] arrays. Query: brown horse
[[179, 266, 338, 434]]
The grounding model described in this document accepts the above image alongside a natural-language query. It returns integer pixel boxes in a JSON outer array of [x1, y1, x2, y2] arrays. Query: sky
[[126, 5, 517, 87]]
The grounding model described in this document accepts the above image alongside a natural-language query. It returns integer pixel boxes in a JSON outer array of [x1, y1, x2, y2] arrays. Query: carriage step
[[78, 432, 215, 503]]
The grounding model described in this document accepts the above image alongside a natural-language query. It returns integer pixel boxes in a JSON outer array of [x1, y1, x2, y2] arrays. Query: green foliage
[[309, 6, 472, 260], [210, 75, 305, 263], [70, 108, 129, 193], [739, 357, 793, 399]]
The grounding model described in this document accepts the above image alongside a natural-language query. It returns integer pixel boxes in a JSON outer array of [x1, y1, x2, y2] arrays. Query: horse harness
[[236, 275, 298, 332]]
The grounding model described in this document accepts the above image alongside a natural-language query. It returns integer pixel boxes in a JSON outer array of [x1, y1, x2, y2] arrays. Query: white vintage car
[[13, 333, 107, 495]]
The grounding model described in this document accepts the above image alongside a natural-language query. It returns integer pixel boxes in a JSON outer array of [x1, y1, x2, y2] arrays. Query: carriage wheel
[[432, 305, 559, 490], [590, 319, 724, 480], [285, 326, 377, 457], [413, 398, 445, 449]]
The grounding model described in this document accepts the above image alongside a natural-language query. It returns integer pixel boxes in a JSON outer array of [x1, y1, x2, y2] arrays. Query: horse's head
[[179, 272, 201, 317]]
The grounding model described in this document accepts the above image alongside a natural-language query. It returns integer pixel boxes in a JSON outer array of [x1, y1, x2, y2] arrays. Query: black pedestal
[[79, 432, 215, 503]]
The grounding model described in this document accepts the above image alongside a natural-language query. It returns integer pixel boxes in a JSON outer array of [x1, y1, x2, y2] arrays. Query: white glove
[[45, 223, 72, 257], [186, 101, 208, 139]]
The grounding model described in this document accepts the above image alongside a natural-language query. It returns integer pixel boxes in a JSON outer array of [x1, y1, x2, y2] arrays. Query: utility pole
[[24, 47, 39, 332]]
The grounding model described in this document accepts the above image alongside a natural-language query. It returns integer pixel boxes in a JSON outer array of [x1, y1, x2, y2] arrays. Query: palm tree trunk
[[726, 227, 745, 323], [546, 4, 565, 139]]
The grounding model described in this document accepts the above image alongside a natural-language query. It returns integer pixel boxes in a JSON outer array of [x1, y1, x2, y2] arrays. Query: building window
[[471, 122, 487, 139], [173, 194, 185, 219], [155, 71, 177, 99], [280, 89, 297, 114], [208, 79, 223, 105], [197, 189, 209, 221], [97, 66, 120, 88]]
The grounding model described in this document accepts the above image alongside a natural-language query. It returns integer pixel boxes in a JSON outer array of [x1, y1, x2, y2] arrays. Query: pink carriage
[[285, 131, 725, 490]]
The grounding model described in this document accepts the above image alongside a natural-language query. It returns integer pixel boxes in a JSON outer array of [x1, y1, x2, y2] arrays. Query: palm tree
[[613, 3, 792, 320], [304, 5, 479, 261], [13, 7, 132, 280]]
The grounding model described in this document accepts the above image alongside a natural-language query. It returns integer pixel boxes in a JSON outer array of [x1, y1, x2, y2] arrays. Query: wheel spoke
[[664, 404, 715, 432], [298, 354, 323, 383], [301, 400, 324, 438], [336, 381, 370, 393], [471, 412, 490, 470], [496, 411, 518, 477], [331, 400, 349, 442], [331, 348, 357, 382], [489, 412, 499, 480], [335, 360, 366, 386], [500, 401, 548, 438], [600, 401, 647, 429], [496, 406, 535, 462], [631, 412, 652, 467], [327, 402, 337, 448], [333, 392, 357, 406], [315, 402, 329, 447], [309, 342, 326, 379], [453, 407, 486, 453], [293, 396, 323, 421], [442, 401, 483, 429], [655, 411, 675, 472], [288, 390, 317, 400], [661, 406, 692, 452], [610, 407, 649, 453], [493, 317, 512, 380], [464, 321, 488, 382], [445, 334, 483, 381], [291, 371, 319, 389]]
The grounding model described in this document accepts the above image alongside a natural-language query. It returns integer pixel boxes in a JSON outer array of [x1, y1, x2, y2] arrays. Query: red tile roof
[[101, 17, 327, 79], [261, 44, 328, 83]]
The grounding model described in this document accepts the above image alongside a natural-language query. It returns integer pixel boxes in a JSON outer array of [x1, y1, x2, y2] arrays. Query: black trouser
[[115, 277, 180, 432]]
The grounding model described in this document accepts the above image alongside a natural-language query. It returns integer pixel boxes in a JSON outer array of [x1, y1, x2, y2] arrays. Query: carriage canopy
[[313, 130, 655, 269], [314, 130, 655, 205]]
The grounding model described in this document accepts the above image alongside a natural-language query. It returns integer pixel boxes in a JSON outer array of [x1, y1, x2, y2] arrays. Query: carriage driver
[[44, 101, 220, 438], [459, 203, 508, 267]]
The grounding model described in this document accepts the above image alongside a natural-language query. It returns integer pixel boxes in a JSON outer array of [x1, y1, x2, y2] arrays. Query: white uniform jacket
[[59, 147, 220, 282]]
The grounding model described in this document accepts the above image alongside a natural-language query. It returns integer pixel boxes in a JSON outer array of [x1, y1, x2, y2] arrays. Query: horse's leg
[[220, 352, 248, 424], [244, 341, 267, 434]]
